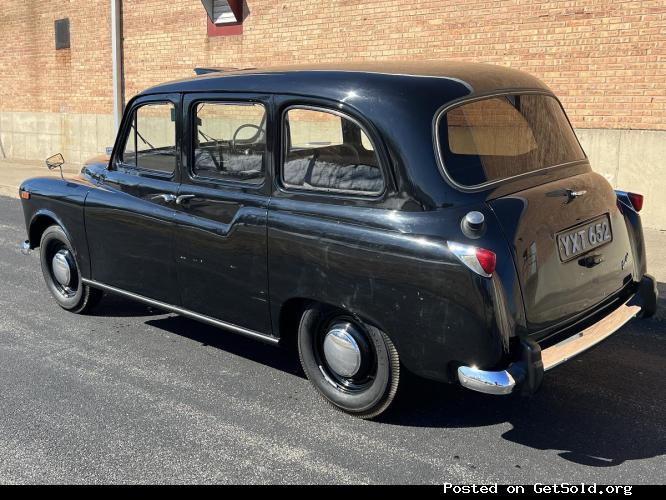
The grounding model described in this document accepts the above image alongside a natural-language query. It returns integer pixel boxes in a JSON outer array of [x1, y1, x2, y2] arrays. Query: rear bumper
[[458, 274, 657, 395]]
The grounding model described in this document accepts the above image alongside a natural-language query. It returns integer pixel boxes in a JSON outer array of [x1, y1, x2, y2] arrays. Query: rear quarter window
[[282, 107, 384, 195], [436, 94, 586, 188]]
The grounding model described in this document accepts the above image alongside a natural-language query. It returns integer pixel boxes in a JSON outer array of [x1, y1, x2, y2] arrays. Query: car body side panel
[[267, 197, 523, 382]]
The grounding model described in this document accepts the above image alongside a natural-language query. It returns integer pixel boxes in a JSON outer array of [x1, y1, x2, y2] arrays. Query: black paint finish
[[19, 62, 651, 383]]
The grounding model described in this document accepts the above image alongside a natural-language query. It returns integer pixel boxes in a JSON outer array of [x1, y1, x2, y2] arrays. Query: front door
[[86, 94, 182, 304], [172, 93, 272, 335]]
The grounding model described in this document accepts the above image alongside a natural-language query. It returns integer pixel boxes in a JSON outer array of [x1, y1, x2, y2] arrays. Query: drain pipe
[[111, 0, 125, 132]]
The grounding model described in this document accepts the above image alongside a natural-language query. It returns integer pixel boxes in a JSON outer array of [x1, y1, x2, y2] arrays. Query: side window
[[193, 102, 266, 183], [121, 102, 177, 175], [283, 108, 384, 195]]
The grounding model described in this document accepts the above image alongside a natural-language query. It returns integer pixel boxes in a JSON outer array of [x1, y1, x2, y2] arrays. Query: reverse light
[[628, 192, 644, 212], [447, 242, 497, 278]]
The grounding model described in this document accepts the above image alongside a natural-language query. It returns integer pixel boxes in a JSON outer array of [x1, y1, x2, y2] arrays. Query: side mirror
[[46, 153, 64, 169], [45, 153, 65, 179]]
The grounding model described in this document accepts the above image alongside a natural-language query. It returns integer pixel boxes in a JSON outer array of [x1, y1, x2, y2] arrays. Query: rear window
[[436, 94, 585, 187]]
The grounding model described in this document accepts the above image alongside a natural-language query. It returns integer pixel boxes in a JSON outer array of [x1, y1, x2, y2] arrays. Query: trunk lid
[[489, 171, 635, 334]]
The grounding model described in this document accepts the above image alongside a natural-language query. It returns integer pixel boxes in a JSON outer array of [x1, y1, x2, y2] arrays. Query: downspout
[[111, 0, 125, 132]]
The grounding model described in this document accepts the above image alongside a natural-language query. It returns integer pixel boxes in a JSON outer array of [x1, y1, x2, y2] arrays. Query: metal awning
[[201, 0, 241, 24]]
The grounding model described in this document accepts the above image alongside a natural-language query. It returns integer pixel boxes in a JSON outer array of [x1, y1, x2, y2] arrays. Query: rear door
[[86, 94, 181, 304], [437, 93, 635, 333], [171, 93, 272, 334]]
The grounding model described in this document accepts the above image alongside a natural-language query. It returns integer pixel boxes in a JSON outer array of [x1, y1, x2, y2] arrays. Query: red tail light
[[628, 192, 644, 212], [447, 242, 497, 278], [475, 248, 497, 276]]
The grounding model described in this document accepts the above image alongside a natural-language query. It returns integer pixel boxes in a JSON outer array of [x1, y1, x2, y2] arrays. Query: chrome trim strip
[[81, 279, 279, 344], [432, 90, 588, 193]]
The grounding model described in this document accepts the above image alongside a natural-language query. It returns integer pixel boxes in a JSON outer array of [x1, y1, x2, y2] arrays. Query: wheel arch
[[28, 210, 64, 248], [27, 209, 91, 279], [276, 296, 395, 352], [28, 209, 78, 249]]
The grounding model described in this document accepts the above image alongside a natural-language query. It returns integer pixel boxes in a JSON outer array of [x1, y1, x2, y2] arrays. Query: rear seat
[[284, 157, 383, 192]]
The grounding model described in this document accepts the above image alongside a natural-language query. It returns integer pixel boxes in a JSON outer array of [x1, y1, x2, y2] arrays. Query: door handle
[[176, 194, 196, 205], [151, 193, 177, 203]]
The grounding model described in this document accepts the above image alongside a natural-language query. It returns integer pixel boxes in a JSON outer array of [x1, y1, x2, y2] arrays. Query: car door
[[85, 93, 182, 305], [171, 93, 273, 335]]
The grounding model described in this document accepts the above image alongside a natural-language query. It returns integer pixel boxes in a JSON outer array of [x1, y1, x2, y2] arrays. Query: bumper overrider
[[458, 274, 658, 395]]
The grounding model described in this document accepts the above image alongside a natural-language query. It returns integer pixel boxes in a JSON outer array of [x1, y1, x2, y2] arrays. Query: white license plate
[[556, 214, 612, 262]]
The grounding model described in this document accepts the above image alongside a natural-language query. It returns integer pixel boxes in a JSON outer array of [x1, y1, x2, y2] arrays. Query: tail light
[[628, 192, 644, 212], [447, 242, 497, 278]]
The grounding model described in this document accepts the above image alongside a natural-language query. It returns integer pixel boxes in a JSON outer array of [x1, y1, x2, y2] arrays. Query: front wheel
[[297, 304, 400, 419], [39, 225, 102, 314]]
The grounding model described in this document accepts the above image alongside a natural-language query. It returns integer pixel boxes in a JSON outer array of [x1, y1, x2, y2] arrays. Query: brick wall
[[0, 0, 112, 115], [2, 0, 665, 130]]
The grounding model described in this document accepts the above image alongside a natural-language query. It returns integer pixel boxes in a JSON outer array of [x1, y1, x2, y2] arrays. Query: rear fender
[[615, 190, 647, 279]]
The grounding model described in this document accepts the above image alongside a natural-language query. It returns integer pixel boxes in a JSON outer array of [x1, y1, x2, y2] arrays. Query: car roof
[[140, 61, 551, 104]]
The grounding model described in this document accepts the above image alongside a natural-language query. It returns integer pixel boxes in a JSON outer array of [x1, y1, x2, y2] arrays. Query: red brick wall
[[2, 0, 665, 130], [0, 0, 112, 115]]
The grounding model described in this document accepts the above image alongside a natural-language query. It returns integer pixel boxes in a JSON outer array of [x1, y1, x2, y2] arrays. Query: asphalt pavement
[[0, 195, 664, 484]]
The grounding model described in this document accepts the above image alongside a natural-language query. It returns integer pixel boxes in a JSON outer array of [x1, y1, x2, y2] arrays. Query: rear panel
[[489, 171, 636, 335]]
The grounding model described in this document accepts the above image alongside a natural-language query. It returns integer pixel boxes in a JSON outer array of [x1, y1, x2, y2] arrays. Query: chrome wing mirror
[[45, 153, 65, 179]]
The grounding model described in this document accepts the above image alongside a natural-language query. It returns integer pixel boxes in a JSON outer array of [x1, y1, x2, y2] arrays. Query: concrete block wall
[[0, 111, 115, 165], [577, 129, 665, 229]]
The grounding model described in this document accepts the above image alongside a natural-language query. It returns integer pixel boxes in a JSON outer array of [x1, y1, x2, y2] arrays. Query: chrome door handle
[[176, 194, 196, 205], [151, 193, 177, 203]]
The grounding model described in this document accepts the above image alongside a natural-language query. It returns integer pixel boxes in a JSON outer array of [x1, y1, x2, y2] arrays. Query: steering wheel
[[231, 124, 263, 153]]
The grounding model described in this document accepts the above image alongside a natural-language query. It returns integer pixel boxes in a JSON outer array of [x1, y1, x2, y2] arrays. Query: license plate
[[556, 214, 612, 262]]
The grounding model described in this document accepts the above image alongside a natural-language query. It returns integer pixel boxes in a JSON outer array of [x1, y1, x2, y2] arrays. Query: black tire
[[297, 303, 400, 419], [39, 225, 102, 314]]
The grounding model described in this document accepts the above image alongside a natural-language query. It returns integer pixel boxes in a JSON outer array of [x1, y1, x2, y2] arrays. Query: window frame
[[113, 97, 180, 179], [432, 90, 588, 193], [188, 97, 269, 188], [280, 104, 387, 197]]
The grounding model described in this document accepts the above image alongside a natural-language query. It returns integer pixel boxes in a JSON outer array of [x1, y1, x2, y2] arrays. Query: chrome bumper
[[20, 240, 31, 255], [458, 297, 642, 395]]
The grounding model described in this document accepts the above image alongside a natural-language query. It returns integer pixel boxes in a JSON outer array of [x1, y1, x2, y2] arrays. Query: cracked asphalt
[[0, 195, 664, 484]]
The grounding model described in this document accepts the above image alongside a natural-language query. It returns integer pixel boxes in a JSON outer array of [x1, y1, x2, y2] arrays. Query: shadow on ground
[[145, 314, 305, 378], [94, 289, 666, 469], [89, 292, 163, 318]]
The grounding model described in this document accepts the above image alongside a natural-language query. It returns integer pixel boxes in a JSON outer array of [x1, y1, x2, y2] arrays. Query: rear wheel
[[39, 225, 102, 313], [297, 303, 400, 419]]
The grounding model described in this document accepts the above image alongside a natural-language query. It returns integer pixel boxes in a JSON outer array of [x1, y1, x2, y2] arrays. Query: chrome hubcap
[[323, 322, 362, 378], [52, 249, 73, 286]]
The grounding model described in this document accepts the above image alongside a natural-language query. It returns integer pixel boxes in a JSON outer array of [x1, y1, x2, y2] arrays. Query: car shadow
[[144, 314, 305, 378], [98, 289, 665, 468], [88, 292, 163, 318], [382, 310, 666, 467], [383, 371, 665, 467], [656, 280, 666, 320]]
